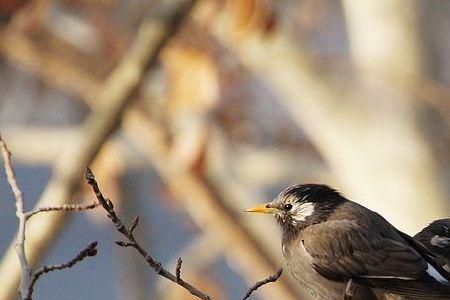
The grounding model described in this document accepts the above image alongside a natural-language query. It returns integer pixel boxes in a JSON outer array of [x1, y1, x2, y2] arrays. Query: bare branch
[[85, 167, 212, 300], [115, 241, 136, 247], [86, 167, 282, 299], [176, 258, 183, 282], [0, 135, 32, 298], [25, 202, 99, 220], [1, 135, 100, 299], [123, 110, 299, 299], [241, 269, 283, 300], [0, 135, 25, 212], [129, 216, 139, 236], [26, 242, 98, 300]]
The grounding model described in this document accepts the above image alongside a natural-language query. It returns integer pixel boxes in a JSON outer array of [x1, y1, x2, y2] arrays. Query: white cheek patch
[[291, 202, 315, 223]]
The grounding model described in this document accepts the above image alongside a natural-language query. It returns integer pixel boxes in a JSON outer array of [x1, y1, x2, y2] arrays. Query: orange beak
[[245, 203, 278, 214]]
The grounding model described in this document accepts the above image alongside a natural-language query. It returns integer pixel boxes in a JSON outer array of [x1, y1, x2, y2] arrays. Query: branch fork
[[0, 135, 98, 300], [85, 167, 282, 300]]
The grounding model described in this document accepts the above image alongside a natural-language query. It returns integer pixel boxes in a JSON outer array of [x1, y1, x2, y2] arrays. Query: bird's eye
[[284, 203, 293, 211]]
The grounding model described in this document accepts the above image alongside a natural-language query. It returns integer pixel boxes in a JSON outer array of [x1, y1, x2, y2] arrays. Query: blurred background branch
[[0, 0, 449, 299], [0, 1, 195, 298], [210, 1, 449, 231]]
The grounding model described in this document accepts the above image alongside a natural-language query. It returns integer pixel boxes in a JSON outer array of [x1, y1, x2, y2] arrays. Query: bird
[[415, 219, 450, 274], [245, 184, 450, 300]]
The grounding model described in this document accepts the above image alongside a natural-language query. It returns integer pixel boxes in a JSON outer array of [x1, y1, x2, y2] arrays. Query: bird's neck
[[281, 222, 303, 246]]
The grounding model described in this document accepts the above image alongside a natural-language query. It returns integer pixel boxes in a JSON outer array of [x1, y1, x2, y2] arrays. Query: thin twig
[[85, 167, 213, 300], [0, 135, 32, 298], [129, 216, 139, 236], [26, 242, 98, 300], [86, 167, 283, 300], [25, 202, 99, 220], [240, 269, 283, 300], [1, 135, 100, 300], [176, 257, 183, 282], [123, 111, 296, 299]]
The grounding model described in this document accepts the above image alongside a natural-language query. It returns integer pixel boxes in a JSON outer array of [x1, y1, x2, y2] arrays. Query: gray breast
[[283, 234, 379, 300], [283, 236, 346, 300]]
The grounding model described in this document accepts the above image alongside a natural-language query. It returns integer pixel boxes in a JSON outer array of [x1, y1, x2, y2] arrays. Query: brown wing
[[303, 220, 450, 298], [303, 220, 426, 280]]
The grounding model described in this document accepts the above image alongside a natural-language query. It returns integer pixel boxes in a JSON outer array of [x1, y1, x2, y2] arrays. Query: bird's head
[[246, 184, 345, 231]]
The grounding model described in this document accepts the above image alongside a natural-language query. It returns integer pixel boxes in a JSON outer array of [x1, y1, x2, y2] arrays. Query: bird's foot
[[344, 278, 355, 300]]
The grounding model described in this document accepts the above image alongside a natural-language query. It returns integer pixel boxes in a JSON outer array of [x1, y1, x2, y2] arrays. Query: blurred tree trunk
[[340, 0, 448, 232], [210, 0, 449, 233]]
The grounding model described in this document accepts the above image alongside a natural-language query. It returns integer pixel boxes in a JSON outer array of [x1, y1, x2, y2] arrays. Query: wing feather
[[302, 220, 450, 297]]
